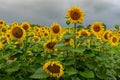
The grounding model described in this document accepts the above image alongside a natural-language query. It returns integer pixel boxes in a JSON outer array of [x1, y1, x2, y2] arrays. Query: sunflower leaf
[[30, 67, 48, 79], [65, 67, 78, 76], [79, 69, 95, 78]]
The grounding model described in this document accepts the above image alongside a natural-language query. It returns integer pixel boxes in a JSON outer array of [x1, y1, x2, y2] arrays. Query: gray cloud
[[0, 0, 120, 28]]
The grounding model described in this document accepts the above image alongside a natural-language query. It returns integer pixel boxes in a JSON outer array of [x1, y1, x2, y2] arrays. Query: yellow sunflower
[[6, 57, 17, 62], [1, 36, 9, 44], [11, 25, 26, 40], [43, 30, 49, 38], [44, 39, 58, 52], [0, 20, 5, 26], [32, 36, 40, 42], [102, 30, 113, 42], [110, 35, 119, 46], [43, 61, 64, 78], [66, 6, 85, 24], [50, 23, 62, 36], [21, 22, 31, 30], [90, 21, 104, 36], [79, 29, 91, 37], [64, 38, 74, 47], [12, 21, 19, 26]]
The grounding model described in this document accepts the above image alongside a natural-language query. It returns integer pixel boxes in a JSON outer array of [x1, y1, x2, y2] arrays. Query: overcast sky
[[0, 0, 120, 28]]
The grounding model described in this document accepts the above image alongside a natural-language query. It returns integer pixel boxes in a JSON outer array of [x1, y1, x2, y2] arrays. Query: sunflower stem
[[74, 23, 77, 48]]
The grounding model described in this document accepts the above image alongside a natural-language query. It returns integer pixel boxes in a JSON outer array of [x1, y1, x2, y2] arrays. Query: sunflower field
[[0, 6, 120, 80]]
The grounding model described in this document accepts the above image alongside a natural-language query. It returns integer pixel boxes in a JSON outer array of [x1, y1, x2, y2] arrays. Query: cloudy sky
[[0, 0, 120, 28]]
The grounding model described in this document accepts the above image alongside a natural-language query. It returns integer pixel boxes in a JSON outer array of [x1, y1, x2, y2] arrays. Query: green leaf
[[70, 48, 82, 53], [79, 69, 94, 78], [65, 67, 78, 76], [6, 61, 20, 73], [63, 33, 75, 39], [0, 63, 5, 69], [55, 43, 67, 48], [30, 67, 48, 79]]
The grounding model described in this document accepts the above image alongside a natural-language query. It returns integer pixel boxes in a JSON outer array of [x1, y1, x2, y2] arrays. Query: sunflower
[[43, 61, 64, 78], [50, 23, 62, 36], [43, 30, 49, 38], [0, 20, 5, 26], [102, 30, 113, 42], [66, 6, 85, 24], [21, 22, 31, 30], [11, 25, 26, 40], [32, 36, 40, 42], [44, 39, 58, 52], [90, 21, 104, 36], [12, 22, 19, 26], [79, 29, 90, 37], [64, 38, 74, 47], [110, 35, 119, 46], [6, 57, 17, 62], [1, 36, 9, 44], [6, 30, 12, 38]]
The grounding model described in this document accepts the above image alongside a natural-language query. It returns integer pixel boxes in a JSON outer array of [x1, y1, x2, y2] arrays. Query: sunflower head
[[90, 21, 104, 36], [43, 61, 64, 78], [43, 30, 49, 38], [32, 36, 40, 42], [0, 20, 5, 26], [21, 22, 31, 30], [79, 29, 90, 37], [44, 39, 58, 52], [12, 22, 19, 26], [50, 23, 62, 36], [66, 6, 85, 24], [11, 25, 26, 40], [110, 35, 119, 46], [102, 30, 113, 42]]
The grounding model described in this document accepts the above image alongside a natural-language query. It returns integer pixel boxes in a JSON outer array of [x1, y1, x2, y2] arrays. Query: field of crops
[[0, 6, 120, 80]]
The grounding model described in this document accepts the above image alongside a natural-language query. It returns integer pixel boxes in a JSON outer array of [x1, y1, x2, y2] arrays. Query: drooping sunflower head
[[43, 61, 64, 78], [110, 35, 119, 46], [11, 25, 26, 40], [21, 22, 31, 30], [66, 6, 85, 24], [50, 23, 62, 36], [44, 39, 58, 52], [90, 21, 104, 35]]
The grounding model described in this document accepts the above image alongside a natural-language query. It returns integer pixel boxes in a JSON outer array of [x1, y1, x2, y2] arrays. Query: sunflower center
[[0, 21, 3, 25], [64, 38, 70, 42], [104, 32, 108, 40], [81, 31, 88, 36], [112, 37, 117, 43], [47, 64, 60, 73], [22, 24, 29, 30], [46, 42, 56, 49], [52, 26, 60, 33], [12, 27, 23, 38], [70, 11, 80, 20], [44, 32, 48, 36], [93, 25, 101, 32]]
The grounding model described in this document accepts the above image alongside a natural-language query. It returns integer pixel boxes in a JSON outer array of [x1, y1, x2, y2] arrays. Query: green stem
[[74, 23, 77, 48]]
